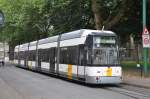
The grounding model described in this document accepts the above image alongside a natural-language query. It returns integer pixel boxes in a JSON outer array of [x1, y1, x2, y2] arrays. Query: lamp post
[[143, 0, 148, 76]]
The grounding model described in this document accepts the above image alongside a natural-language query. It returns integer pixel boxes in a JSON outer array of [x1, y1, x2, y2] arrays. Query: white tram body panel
[[60, 37, 86, 47], [41, 62, 50, 70], [14, 45, 19, 64], [14, 29, 122, 84], [85, 66, 122, 84], [85, 67, 122, 77]]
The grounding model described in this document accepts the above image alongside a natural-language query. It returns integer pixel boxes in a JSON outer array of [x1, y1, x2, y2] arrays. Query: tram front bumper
[[85, 76, 122, 84]]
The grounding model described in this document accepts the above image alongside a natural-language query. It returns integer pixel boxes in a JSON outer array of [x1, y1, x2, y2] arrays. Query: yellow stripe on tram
[[106, 67, 112, 76], [28, 61, 32, 69], [68, 64, 72, 79]]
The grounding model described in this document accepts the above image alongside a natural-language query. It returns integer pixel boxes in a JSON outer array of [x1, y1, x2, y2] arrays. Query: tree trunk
[[91, 0, 102, 30], [105, 0, 127, 29], [130, 34, 135, 49], [9, 44, 15, 60], [91, 0, 127, 30]]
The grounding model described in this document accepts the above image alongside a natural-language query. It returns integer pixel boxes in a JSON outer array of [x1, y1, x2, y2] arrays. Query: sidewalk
[[123, 76, 150, 88]]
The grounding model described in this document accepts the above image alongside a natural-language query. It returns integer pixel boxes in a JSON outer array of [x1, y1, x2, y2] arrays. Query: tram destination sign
[[142, 27, 150, 48]]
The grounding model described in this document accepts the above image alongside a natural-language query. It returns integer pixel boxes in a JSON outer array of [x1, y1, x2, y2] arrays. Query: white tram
[[14, 29, 122, 84]]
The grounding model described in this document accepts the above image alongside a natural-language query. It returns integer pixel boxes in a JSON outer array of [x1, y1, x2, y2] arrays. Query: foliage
[[121, 61, 150, 76], [42, 0, 93, 35], [0, 0, 46, 46], [0, 0, 149, 47]]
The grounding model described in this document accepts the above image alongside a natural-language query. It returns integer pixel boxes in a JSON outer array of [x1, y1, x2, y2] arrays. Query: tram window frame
[[24, 50, 29, 60], [19, 51, 24, 60], [14, 52, 18, 59], [32, 50, 36, 61], [68, 46, 78, 65], [79, 45, 87, 66], [40, 49, 49, 62], [49, 48, 56, 64], [37, 49, 42, 61], [60, 47, 68, 64], [85, 35, 93, 65], [45, 49, 50, 62], [60, 46, 79, 65], [40, 49, 44, 61], [28, 50, 36, 61], [28, 51, 32, 61], [18, 51, 21, 60], [85, 35, 93, 49]]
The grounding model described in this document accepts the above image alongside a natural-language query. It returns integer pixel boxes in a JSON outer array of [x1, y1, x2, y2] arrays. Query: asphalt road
[[0, 64, 148, 99]]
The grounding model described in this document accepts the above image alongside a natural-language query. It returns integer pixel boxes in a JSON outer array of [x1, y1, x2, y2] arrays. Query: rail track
[[102, 84, 150, 99]]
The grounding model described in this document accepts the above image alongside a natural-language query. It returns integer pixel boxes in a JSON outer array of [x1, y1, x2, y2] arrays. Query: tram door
[[78, 45, 87, 80], [37, 49, 41, 71], [18, 52, 21, 65], [24, 51, 27, 67], [50, 48, 55, 73]]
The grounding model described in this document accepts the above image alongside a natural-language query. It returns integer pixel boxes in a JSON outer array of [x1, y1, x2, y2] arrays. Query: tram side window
[[19, 51, 25, 60], [28, 51, 32, 61], [24, 50, 28, 60], [23, 51, 26, 60], [68, 47, 78, 65], [87, 49, 93, 65], [33, 50, 36, 61], [40, 49, 45, 61], [49, 48, 55, 64], [79, 45, 87, 66], [28, 50, 36, 61], [18, 51, 21, 60], [46, 49, 50, 62], [41, 49, 49, 62], [60, 46, 78, 65], [60, 47, 68, 64], [14, 52, 18, 59], [38, 49, 42, 61]]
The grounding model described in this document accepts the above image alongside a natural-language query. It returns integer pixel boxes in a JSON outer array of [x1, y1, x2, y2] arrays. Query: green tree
[[0, 0, 46, 45], [91, 0, 128, 30], [42, 0, 93, 35]]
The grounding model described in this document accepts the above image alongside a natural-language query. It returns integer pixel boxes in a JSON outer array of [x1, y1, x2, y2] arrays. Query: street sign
[[142, 27, 150, 48]]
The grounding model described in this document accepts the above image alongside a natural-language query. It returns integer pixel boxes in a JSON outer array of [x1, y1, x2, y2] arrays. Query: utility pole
[[143, 0, 148, 76]]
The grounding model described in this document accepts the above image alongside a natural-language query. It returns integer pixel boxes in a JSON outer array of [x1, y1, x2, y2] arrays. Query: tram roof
[[38, 35, 59, 45], [60, 29, 116, 40], [21, 43, 29, 47], [15, 45, 19, 49], [19, 43, 29, 49], [38, 29, 116, 45], [29, 41, 37, 46], [18, 29, 116, 46]]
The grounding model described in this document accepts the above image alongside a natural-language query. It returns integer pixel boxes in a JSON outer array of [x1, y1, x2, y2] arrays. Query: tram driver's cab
[[85, 32, 120, 66]]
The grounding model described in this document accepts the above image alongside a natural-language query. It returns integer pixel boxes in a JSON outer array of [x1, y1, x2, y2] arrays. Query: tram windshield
[[86, 35, 119, 66]]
